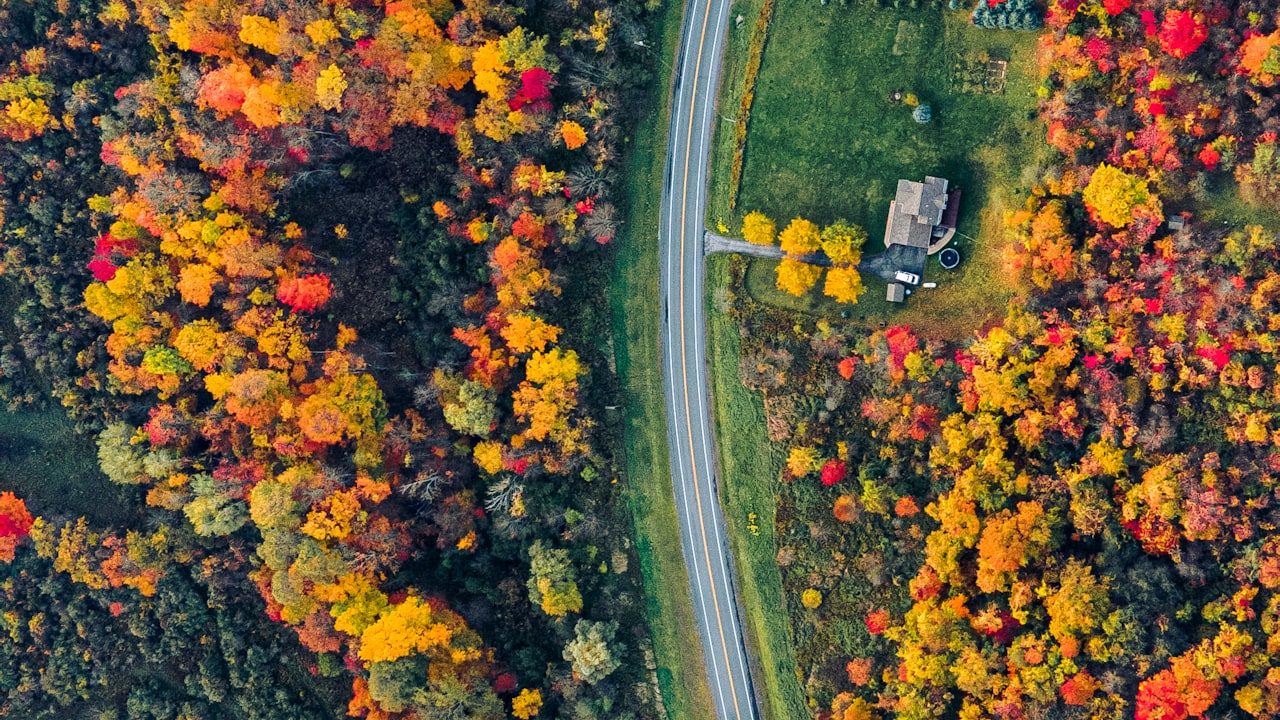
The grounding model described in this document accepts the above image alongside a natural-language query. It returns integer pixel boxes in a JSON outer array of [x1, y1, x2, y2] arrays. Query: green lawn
[[0, 405, 142, 527], [710, 2, 1050, 336], [706, 255, 809, 720], [610, 2, 718, 718]]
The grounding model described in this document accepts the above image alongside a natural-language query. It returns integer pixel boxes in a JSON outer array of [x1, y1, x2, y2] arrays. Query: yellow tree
[[779, 217, 821, 255], [776, 258, 822, 296], [1082, 163, 1158, 228], [741, 211, 777, 246], [824, 266, 865, 304], [821, 220, 866, 264]]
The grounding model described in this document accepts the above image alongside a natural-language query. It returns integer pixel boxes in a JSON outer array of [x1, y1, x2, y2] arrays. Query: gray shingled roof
[[884, 177, 948, 250], [919, 176, 948, 225]]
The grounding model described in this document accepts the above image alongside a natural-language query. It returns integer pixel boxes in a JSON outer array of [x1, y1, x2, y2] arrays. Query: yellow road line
[[675, 0, 745, 717]]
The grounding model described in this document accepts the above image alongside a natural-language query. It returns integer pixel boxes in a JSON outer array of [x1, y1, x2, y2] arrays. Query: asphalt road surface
[[658, 0, 759, 716]]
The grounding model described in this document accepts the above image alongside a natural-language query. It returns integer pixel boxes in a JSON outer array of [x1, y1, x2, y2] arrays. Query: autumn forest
[[0, 0, 1278, 716]]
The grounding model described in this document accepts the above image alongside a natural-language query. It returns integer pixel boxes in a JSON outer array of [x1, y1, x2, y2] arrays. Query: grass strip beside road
[[706, 254, 809, 720], [609, 2, 717, 719]]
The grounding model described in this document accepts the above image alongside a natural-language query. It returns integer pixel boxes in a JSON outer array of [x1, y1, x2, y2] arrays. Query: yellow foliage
[[473, 441, 504, 474], [778, 217, 821, 255], [304, 18, 340, 46], [501, 313, 561, 354], [512, 688, 543, 719], [174, 319, 225, 372], [315, 64, 348, 111], [801, 588, 823, 609], [1081, 163, 1156, 228], [741, 211, 776, 246], [786, 446, 820, 477], [820, 221, 866, 264], [239, 15, 288, 56], [824, 266, 865, 304], [536, 576, 583, 616], [524, 348, 581, 386], [357, 596, 453, 663], [3, 97, 56, 138], [300, 489, 362, 541], [775, 258, 822, 296]]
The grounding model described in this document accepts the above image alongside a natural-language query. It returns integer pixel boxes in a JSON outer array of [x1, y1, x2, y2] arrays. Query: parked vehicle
[[894, 271, 920, 285]]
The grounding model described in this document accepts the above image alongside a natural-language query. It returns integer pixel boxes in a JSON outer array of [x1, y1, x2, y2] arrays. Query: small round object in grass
[[939, 247, 960, 269]]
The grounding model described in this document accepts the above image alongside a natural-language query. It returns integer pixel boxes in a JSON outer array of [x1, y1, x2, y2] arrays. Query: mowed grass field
[[710, 2, 1051, 337]]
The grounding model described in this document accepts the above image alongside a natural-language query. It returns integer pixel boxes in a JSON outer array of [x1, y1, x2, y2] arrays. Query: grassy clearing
[[706, 254, 809, 720], [1198, 179, 1280, 233], [609, 2, 718, 718], [710, 1, 1050, 335], [0, 405, 141, 527]]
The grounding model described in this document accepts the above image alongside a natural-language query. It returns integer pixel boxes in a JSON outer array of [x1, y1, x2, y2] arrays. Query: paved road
[[658, 0, 759, 717]]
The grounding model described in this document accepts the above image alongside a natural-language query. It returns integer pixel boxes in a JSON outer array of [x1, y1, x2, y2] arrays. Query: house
[[884, 176, 950, 251], [876, 176, 962, 302]]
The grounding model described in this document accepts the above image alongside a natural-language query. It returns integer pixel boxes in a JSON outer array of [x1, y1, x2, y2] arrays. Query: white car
[[894, 271, 920, 285]]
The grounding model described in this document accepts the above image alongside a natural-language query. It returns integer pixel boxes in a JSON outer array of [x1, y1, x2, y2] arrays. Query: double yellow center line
[[672, 0, 749, 715]]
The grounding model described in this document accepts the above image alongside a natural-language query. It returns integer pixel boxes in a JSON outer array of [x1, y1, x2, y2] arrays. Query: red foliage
[[1060, 670, 1101, 705], [837, 356, 856, 380], [88, 232, 139, 280], [1197, 145, 1220, 170], [495, 673, 519, 694], [95, 233, 138, 258], [1135, 656, 1221, 720], [1141, 9, 1158, 37], [820, 459, 847, 486], [1195, 344, 1230, 371], [865, 608, 890, 635], [1158, 10, 1209, 59], [1100, 0, 1130, 15], [510, 68, 553, 113], [277, 274, 332, 313], [0, 493, 33, 539], [88, 257, 119, 281], [978, 610, 1020, 644]]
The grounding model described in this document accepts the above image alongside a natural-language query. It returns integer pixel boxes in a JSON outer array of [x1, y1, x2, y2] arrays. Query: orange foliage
[[0, 492, 34, 562]]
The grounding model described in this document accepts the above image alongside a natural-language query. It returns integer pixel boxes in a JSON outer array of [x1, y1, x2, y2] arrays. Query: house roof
[[885, 177, 949, 250], [886, 283, 905, 303]]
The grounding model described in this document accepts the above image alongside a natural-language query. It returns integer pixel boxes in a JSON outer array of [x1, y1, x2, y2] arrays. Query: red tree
[[0, 492, 34, 561], [1158, 10, 1208, 59], [277, 274, 333, 313]]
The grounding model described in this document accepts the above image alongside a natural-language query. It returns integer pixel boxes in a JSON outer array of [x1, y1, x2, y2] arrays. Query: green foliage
[[527, 540, 583, 617], [183, 495, 248, 537], [970, 0, 1043, 31], [97, 422, 146, 485], [0, 551, 345, 719], [563, 619, 621, 684]]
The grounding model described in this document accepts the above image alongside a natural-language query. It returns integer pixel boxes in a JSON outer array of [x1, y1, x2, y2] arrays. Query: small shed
[[886, 283, 906, 303], [1168, 214, 1187, 232]]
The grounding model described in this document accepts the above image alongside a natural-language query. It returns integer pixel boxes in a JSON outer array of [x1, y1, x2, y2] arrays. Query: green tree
[[527, 541, 582, 617], [98, 422, 146, 485], [563, 619, 621, 684]]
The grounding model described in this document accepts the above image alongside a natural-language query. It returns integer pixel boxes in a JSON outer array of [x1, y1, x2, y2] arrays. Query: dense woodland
[[0, 0, 664, 716], [731, 0, 1280, 718]]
